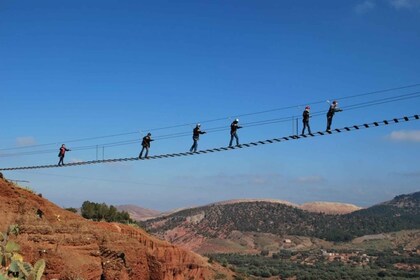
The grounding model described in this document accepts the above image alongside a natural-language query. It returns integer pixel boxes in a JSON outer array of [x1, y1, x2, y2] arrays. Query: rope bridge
[[1, 114, 418, 171]]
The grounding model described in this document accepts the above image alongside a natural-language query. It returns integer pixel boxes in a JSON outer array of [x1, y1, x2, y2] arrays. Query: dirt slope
[[116, 205, 161, 221], [0, 176, 231, 280]]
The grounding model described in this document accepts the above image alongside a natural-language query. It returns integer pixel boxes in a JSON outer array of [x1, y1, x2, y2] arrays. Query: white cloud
[[389, 0, 420, 9], [388, 130, 420, 142], [15, 136, 37, 147], [296, 176, 325, 184], [355, 0, 376, 14]]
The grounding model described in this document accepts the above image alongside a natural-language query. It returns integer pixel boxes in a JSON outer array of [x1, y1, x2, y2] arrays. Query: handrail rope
[[2, 91, 420, 158], [1, 85, 420, 152], [0, 114, 418, 171]]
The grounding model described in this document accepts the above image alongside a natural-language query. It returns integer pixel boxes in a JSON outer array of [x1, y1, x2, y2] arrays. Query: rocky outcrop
[[0, 178, 231, 280]]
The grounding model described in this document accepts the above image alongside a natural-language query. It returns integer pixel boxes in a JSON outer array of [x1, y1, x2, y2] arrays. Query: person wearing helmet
[[301, 106, 311, 135], [57, 144, 71, 166], [326, 100, 343, 131], [229, 118, 242, 147], [139, 133, 154, 159], [190, 124, 206, 153]]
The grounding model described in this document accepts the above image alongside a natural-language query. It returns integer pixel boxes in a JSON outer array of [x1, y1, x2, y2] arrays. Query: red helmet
[[305, 106, 310, 110]]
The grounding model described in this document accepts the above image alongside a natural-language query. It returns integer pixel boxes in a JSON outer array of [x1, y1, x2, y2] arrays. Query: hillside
[[116, 204, 161, 221], [142, 192, 420, 253], [300, 201, 362, 214], [0, 174, 232, 280], [215, 199, 361, 214]]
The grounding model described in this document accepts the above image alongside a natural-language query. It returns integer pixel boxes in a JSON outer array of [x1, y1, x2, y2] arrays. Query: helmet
[[305, 106, 310, 110], [332, 100, 337, 105], [197, 123, 201, 127], [147, 133, 151, 136], [235, 118, 239, 122]]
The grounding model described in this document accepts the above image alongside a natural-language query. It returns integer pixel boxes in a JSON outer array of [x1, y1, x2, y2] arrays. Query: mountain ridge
[[125, 198, 362, 221], [141, 191, 420, 254]]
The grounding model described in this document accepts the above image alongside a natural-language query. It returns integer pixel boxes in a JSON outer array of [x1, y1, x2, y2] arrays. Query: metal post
[[292, 116, 295, 135], [296, 118, 299, 135]]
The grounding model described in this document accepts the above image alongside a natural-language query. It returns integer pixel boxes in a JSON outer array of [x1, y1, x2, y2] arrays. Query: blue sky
[[1, 0, 419, 211]]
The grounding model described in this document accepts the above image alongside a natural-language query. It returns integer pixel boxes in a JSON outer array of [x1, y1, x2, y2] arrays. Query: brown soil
[[0, 177, 231, 280]]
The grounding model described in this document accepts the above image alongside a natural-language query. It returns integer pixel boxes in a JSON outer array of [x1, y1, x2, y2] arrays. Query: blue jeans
[[302, 120, 311, 135], [139, 146, 149, 158], [190, 138, 198, 152], [229, 132, 239, 146]]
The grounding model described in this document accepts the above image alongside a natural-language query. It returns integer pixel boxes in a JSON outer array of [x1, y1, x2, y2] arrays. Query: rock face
[[0, 178, 230, 280]]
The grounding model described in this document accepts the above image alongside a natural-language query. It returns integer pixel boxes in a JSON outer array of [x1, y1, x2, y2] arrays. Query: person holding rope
[[326, 100, 343, 131], [190, 124, 206, 153], [139, 133, 153, 159], [58, 144, 71, 166], [301, 106, 311, 135], [229, 118, 242, 147]]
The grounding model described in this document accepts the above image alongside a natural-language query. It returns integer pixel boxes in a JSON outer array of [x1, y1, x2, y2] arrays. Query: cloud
[[388, 130, 420, 142], [389, 0, 420, 9], [355, 0, 376, 14], [295, 176, 325, 184], [15, 136, 37, 147]]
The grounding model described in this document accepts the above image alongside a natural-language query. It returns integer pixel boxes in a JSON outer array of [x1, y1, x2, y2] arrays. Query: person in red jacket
[[58, 144, 70, 166]]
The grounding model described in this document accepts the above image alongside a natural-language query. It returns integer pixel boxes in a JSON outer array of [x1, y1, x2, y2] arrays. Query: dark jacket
[[142, 135, 153, 147], [327, 104, 342, 117], [230, 121, 242, 134], [193, 127, 205, 139], [302, 109, 310, 122], [58, 147, 70, 157]]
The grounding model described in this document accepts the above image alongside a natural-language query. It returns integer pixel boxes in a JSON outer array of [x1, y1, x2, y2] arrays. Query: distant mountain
[[212, 199, 298, 208], [116, 204, 161, 221], [300, 201, 362, 214], [141, 192, 420, 253], [124, 199, 359, 222]]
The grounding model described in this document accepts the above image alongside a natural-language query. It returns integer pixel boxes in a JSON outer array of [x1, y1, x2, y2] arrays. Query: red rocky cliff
[[0, 176, 230, 280]]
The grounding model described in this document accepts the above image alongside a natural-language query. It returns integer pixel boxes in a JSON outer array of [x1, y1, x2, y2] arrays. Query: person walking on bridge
[[229, 119, 242, 147], [58, 144, 71, 166], [139, 133, 153, 159], [190, 124, 206, 153], [301, 106, 311, 135], [326, 100, 343, 131]]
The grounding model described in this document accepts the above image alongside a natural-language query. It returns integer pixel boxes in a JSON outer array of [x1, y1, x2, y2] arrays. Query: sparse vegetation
[[0, 225, 45, 280], [142, 192, 420, 242], [64, 207, 78, 213], [209, 248, 420, 280]]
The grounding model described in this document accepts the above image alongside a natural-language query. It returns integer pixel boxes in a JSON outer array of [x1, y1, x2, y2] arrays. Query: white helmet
[[235, 118, 239, 122]]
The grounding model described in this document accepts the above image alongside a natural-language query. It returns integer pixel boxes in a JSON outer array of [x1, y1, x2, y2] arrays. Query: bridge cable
[[0, 114, 418, 171]]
